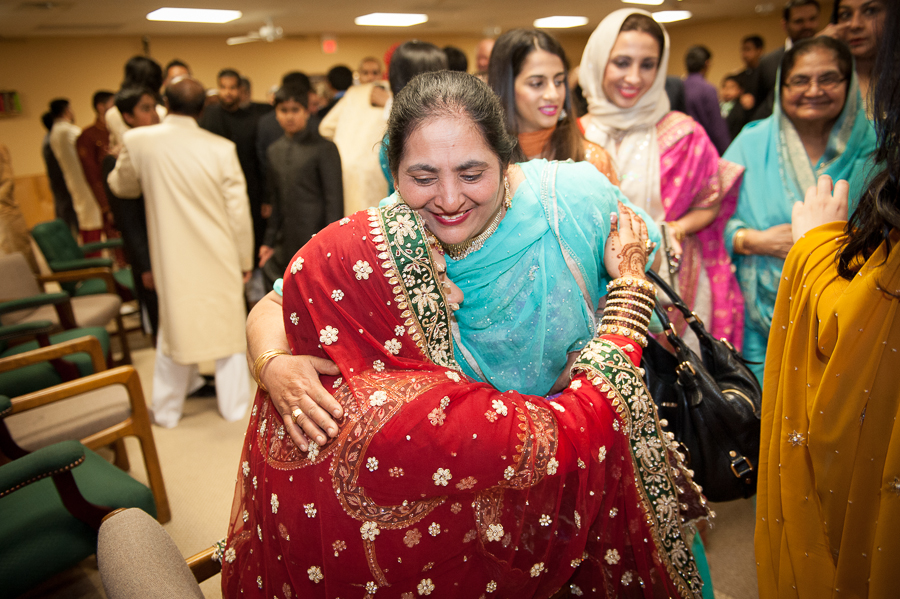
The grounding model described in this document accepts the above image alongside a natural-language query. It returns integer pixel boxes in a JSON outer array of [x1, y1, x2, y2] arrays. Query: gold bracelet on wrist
[[606, 294, 655, 310], [606, 297, 653, 314], [733, 228, 747, 255], [667, 221, 686, 242], [602, 314, 649, 331], [607, 276, 655, 294], [604, 306, 651, 323], [597, 323, 648, 347], [253, 349, 292, 393]]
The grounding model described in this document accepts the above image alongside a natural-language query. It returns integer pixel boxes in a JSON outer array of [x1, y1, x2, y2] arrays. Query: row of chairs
[[1, 222, 219, 596]]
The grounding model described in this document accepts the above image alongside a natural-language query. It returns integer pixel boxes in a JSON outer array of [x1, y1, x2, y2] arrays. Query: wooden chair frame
[[0, 337, 170, 522], [36, 267, 133, 364]]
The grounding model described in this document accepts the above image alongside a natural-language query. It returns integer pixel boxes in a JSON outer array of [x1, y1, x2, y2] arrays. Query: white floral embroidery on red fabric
[[319, 326, 338, 345], [290, 257, 304, 274], [353, 260, 373, 280], [432, 467, 451, 486], [385, 338, 402, 354], [331, 289, 344, 301]]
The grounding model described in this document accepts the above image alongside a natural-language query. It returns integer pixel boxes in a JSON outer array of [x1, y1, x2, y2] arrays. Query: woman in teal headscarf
[[723, 36, 876, 384]]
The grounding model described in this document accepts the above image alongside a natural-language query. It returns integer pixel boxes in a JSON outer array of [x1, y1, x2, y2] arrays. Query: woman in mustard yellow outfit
[[755, 4, 900, 595]]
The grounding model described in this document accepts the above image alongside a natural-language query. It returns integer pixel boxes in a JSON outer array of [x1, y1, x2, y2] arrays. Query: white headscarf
[[579, 9, 671, 220]]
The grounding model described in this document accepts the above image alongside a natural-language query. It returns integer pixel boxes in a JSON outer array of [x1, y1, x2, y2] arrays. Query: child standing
[[259, 84, 343, 289]]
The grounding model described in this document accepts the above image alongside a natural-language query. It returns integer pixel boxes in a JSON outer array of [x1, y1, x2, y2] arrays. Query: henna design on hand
[[617, 242, 647, 278]]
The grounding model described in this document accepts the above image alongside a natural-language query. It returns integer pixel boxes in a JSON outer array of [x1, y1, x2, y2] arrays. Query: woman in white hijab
[[579, 9, 745, 351]]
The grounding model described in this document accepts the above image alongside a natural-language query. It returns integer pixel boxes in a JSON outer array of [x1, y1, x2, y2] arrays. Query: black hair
[[281, 71, 312, 92], [620, 13, 666, 61], [327, 65, 353, 92], [41, 111, 54, 131], [115, 86, 156, 116], [218, 68, 241, 83], [92, 90, 115, 112], [723, 74, 744, 89], [165, 59, 189, 74], [742, 35, 764, 49], [779, 36, 852, 89], [487, 28, 584, 163], [165, 80, 206, 117], [273, 84, 309, 109], [837, 0, 900, 283], [443, 46, 469, 72], [387, 40, 448, 96], [121, 56, 163, 92], [49, 98, 69, 119], [386, 70, 516, 179], [783, 0, 821, 21], [685, 45, 712, 74], [239, 77, 251, 90]]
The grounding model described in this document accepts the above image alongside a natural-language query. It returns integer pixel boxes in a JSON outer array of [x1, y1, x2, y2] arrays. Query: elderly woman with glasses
[[723, 36, 876, 384]]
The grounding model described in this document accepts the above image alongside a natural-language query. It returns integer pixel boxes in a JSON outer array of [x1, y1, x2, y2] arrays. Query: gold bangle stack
[[253, 349, 292, 393], [600, 277, 656, 347], [733, 228, 748, 255]]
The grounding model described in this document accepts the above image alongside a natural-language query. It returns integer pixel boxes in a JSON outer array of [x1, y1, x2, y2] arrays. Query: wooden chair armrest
[[7, 364, 135, 414], [0, 336, 106, 377], [38, 268, 117, 294], [187, 546, 223, 583]]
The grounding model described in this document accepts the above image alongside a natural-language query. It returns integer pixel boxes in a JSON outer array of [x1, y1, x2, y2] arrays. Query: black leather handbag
[[641, 269, 761, 502]]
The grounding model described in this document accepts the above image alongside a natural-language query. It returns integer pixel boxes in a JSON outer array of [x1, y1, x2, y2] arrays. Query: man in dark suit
[[753, 0, 821, 120]]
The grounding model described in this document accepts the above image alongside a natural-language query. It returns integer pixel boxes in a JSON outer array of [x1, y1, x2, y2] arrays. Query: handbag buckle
[[729, 451, 754, 478], [686, 311, 704, 326], [675, 361, 696, 377]]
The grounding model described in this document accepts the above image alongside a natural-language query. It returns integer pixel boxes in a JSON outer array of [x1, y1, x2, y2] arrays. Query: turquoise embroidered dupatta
[[446, 159, 660, 396]]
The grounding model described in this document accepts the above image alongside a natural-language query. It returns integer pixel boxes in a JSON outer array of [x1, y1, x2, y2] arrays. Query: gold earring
[[503, 175, 512, 210]]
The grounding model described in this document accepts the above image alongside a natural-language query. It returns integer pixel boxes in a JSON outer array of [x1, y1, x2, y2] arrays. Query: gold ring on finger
[[291, 408, 303, 422]]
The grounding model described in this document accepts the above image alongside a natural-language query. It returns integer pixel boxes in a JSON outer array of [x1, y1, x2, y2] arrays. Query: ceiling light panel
[[622, 0, 665, 5], [652, 10, 693, 23], [146, 8, 242, 23], [354, 13, 428, 27], [533, 16, 589, 28]]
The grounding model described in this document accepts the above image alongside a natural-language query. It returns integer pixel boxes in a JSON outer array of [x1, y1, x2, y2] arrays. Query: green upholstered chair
[[99, 508, 220, 599], [30, 219, 134, 300], [0, 338, 170, 523], [0, 320, 110, 398], [0, 395, 157, 598], [0, 252, 131, 364]]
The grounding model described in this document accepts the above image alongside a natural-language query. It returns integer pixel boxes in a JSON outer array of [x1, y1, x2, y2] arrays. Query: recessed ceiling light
[[533, 16, 589, 29], [622, 0, 665, 5], [146, 8, 242, 23], [354, 13, 428, 27], [652, 10, 693, 23]]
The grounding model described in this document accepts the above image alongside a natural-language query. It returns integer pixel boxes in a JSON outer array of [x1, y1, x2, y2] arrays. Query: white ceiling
[[0, 0, 779, 39]]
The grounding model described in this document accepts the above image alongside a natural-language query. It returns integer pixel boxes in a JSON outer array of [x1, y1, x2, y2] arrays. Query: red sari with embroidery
[[222, 204, 706, 599]]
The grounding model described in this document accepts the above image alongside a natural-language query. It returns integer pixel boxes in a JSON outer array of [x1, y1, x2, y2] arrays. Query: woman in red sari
[[223, 72, 706, 599]]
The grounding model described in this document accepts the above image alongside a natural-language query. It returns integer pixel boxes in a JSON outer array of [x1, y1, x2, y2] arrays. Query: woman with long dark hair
[[756, 2, 900, 595], [487, 28, 618, 184]]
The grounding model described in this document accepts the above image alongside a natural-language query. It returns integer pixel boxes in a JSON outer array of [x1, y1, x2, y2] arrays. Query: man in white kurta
[[109, 77, 254, 428], [48, 100, 103, 238], [317, 82, 390, 214]]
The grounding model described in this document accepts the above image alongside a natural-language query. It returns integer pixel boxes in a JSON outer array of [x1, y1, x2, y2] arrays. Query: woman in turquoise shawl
[[723, 36, 876, 383]]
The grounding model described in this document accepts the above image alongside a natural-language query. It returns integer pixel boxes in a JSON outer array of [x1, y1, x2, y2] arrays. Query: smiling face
[[836, 0, 886, 60], [514, 49, 567, 134], [396, 114, 505, 246], [602, 31, 661, 109], [781, 48, 848, 128]]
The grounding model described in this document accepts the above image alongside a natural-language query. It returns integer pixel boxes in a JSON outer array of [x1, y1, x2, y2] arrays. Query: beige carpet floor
[[16, 328, 760, 599]]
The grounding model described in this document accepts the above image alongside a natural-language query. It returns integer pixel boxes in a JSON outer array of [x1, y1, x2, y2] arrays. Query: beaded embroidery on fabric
[[573, 338, 705, 598]]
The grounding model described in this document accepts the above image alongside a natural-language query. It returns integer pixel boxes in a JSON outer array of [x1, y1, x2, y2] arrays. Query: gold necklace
[[440, 176, 512, 260]]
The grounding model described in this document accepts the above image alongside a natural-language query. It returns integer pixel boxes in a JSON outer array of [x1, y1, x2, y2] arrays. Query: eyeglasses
[[784, 73, 846, 93]]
